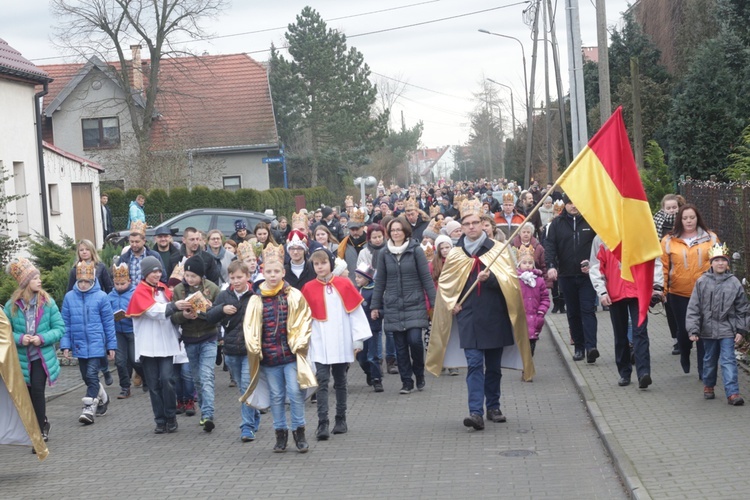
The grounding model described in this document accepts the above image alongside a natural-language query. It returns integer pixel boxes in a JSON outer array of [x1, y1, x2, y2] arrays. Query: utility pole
[[542, 0, 553, 184], [546, 0, 571, 168], [631, 57, 644, 170], [565, 0, 588, 155], [525, 1, 541, 188], [596, 0, 612, 123]]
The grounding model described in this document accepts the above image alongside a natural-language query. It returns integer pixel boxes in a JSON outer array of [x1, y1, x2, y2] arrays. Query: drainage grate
[[500, 449, 536, 457]]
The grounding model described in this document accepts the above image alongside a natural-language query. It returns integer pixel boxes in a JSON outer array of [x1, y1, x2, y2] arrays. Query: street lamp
[[479, 29, 531, 187], [487, 78, 517, 139], [353, 176, 377, 209]]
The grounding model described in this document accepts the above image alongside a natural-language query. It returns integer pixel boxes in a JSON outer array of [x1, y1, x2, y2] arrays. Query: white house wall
[[191, 151, 270, 190], [43, 149, 103, 247], [0, 78, 43, 241]]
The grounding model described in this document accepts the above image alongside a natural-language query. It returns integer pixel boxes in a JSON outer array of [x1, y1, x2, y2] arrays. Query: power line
[[371, 71, 471, 101]]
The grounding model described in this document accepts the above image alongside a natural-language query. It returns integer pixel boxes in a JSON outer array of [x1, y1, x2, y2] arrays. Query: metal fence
[[681, 180, 750, 282]]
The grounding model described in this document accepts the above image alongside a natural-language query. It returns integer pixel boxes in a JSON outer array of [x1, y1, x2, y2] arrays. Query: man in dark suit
[[101, 194, 114, 242]]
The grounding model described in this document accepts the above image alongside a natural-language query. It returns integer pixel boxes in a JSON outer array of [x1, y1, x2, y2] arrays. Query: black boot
[[316, 419, 330, 441], [332, 415, 348, 435], [273, 429, 288, 453], [292, 426, 309, 453]]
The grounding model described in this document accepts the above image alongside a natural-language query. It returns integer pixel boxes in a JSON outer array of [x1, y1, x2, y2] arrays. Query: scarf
[[387, 240, 410, 255], [463, 232, 487, 256], [260, 281, 284, 297], [367, 241, 384, 265], [519, 270, 537, 287]]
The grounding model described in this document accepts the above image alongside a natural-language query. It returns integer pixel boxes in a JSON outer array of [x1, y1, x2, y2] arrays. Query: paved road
[[547, 306, 750, 500], [0, 330, 626, 499]]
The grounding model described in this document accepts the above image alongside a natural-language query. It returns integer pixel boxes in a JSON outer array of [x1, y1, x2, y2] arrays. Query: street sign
[[262, 156, 283, 164]]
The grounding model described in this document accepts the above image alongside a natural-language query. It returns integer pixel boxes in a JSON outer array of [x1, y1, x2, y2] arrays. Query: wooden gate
[[71, 183, 95, 243]]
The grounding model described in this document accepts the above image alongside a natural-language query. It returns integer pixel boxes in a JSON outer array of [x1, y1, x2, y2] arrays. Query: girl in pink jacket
[[517, 251, 550, 357]]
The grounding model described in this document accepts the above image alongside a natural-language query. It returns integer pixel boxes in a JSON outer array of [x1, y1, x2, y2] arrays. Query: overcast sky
[[2, 0, 632, 147]]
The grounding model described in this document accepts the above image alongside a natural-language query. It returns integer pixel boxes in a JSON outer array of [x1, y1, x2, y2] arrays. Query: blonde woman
[[66, 239, 113, 294]]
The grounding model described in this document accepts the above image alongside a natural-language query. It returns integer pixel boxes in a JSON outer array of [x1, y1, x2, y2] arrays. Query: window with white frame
[[223, 176, 241, 191]]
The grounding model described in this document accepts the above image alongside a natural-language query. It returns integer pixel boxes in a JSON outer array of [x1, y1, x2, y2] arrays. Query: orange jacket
[[661, 229, 718, 298]]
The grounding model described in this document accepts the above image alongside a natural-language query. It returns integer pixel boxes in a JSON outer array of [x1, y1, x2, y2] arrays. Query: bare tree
[[51, 0, 228, 186]]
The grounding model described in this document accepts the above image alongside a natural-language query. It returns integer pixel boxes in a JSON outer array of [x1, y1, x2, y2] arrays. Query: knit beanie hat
[[234, 219, 247, 231], [442, 220, 461, 236], [140, 256, 162, 279], [184, 255, 205, 277], [7, 258, 40, 289], [321, 206, 334, 219], [434, 234, 453, 251]]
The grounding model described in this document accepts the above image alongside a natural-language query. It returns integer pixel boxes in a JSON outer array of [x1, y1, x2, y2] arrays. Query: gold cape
[[0, 309, 48, 460], [239, 286, 317, 404], [425, 242, 535, 381]]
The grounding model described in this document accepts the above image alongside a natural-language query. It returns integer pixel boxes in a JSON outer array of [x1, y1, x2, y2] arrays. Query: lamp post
[[353, 176, 377, 209], [479, 29, 531, 186], [487, 78, 517, 139]]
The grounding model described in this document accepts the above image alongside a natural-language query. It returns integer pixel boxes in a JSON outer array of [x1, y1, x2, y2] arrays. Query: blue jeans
[[357, 331, 383, 381], [115, 332, 142, 389], [702, 338, 739, 398], [464, 348, 503, 415], [385, 331, 396, 360], [78, 357, 103, 398], [184, 340, 217, 420], [224, 354, 261, 434], [558, 275, 598, 351], [172, 363, 195, 402], [609, 299, 650, 380], [140, 356, 176, 424], [263, 362, 305, 430], [392, 327, 425, 385]]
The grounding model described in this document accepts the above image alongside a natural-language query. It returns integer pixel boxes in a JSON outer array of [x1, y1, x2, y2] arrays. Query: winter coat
[[589, 235, 663, 302], [511, 235, 548, 285], [127, 200, 145, 227], [337, 236, 366, 285], [207, 246, 236, 284], [518, 269, 550, 340], [359, 283, 382, 332], [661, 229, 718, 298], [205, 284, 254, 356], [686, 270, 749, 340], [371, 239, 436, 332], [120, 247, 167, 284], [67, 261, 113, 294], [171, 278, 220, 343], [5, 296, 65, 386], [543, 210, 596, 277], [61, 280, 117, 359], [152, 242, 182, 280], [284, 260, 316, 290], [108, 284, 135, 333], [179, 247, 223, 287]]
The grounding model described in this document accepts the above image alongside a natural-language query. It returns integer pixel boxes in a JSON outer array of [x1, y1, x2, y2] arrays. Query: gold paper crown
[[262, 242, 285, 265], [502, 191, 514, 204], [421, 242, 435, 261], [170, 263, 185, 283], [459, 197, 483, 220], [112, 263, 130, 280], [517, 244, 535, 260], [291, 211, 308, 230], [236, 241, 255, 262], [8, 258, 38, 287], [553, 199, 565, 215], [345, 195, 354, 208], [454, 194, 467, 207], [709, 243, 729, 261], [429, 205, 440, 218], [350, 208, 366, 226], [186, 290, 211, 314], [130, 220, 147, 236], [404, 198, 418, 211], [76, 261, 96, 282]]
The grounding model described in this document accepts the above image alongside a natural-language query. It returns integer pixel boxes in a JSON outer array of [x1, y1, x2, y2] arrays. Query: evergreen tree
[[269, 7, 388, 188], [642, 140, 675, 212]]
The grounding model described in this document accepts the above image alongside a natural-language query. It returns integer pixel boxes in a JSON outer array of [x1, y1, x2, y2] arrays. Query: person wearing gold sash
[[426, 197, 534, 431]]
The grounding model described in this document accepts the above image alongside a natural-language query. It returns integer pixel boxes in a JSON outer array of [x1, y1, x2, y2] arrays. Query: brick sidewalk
[[1, 333, 626, 499], [547, 307, 750, 499]]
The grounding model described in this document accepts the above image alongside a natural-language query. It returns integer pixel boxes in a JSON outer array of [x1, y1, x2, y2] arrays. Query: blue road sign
[[262, 156, 283, 164]]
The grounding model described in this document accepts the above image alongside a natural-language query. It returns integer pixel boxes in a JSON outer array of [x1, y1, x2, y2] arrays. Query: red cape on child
[[302, 277, 363, 321], [126, 281, 173, 317]]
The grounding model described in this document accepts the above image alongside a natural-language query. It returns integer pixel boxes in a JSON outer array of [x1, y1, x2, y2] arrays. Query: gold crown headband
[[76, 261, 96, 282], [709, 243, 729, 261], [112, 263, 130, 280], [262, 242, 285, 265]]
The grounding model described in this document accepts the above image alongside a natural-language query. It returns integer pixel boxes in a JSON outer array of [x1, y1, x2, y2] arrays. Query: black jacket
[[101, 204, 114, 237], [284, 260, 316, 290], [179, 246, 222, 286], [543, 211, 596, 277], [410, 218, 429, 243], [205, 285, 254, 356], [152, 242, 181, 278]]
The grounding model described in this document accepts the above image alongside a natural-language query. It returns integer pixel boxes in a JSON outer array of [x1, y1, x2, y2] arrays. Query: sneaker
[[310, 393, 317, 404], [416, 376, 425, 391], [241, 429, 256, 442], [117, 388, 131, 399], [79, 397, 97, 425], [175, 401, 186, 415], [42, 420, 50, 442], [703, 386, 715, 400], [399, 383, 413, 395], [184, 400, 196, 416], [132, 373, 143, 387], [448, 368, 459, 376], [638, 374, 652, 389], [573, 350, 585, 361], [103, 370, 113, 386], [229, 379, 237, 388], [372, 380, 384, 393], [95, 399, 109, 417], [586, 348, 600, 364], [202, 418, 215, 432], [166, 418, 178, 433], [728, 394, 745, 406], [154, 422, 167, 434], [463, 413, 485, 430], [487, 408, 507, 423]]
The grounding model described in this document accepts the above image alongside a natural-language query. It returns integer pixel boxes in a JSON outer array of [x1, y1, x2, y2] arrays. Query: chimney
[[130, 44, 143, 92]]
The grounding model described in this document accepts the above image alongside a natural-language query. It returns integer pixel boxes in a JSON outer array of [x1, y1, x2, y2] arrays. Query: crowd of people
[[3, 177, 748, 457]]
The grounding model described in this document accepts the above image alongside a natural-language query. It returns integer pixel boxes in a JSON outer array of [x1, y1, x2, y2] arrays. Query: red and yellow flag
[[558, 107, 661, 326]]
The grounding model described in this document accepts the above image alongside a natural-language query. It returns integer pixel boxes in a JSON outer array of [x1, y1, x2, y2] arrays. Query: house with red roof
[[409, 146, 457, 184], [0, 37, 105, 247], [38, 46, 279, 191]]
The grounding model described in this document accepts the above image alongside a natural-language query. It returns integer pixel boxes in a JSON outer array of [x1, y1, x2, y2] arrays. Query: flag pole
[[456, 176, 567, 307]]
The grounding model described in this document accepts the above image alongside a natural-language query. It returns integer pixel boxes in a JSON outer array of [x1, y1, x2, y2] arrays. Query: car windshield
[[170, 214, 212, 233]]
